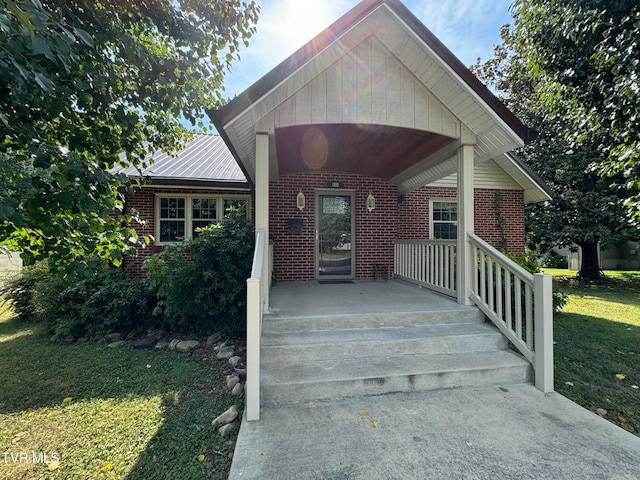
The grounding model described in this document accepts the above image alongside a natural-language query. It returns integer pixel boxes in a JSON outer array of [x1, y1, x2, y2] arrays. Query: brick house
[[118, 0, 556, 419], [120, 0, 550, 286]]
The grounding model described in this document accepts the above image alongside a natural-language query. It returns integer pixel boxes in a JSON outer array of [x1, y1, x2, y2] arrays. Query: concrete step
[[261, 323, 507, 365], [261, 350, 532, 406], [262, 307, 484, 334]]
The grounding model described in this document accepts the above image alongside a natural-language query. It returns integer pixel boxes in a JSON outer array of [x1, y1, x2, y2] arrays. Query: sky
[[220, 0, 514, 100]]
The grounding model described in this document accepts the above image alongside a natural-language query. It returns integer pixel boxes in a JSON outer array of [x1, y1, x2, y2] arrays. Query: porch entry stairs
[[259, 303, 532, 407], [246, 234, 553, 420]]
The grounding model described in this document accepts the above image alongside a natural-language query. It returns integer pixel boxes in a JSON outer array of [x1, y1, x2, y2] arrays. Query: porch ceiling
[[274, 124, 455, 180]]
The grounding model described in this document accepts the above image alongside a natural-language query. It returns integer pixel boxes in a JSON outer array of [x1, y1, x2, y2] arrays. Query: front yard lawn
[[546, 269, 640, 436], [0, 306, 240, 480]]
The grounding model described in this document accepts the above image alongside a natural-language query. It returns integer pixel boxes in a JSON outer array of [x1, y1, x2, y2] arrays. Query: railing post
[[534, 273, 554, 393], [246, 277, 261, 420]]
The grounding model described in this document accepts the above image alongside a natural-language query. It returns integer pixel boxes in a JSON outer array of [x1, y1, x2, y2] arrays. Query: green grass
[[545, 269, 640, 435], [0, 311, 241, 479]]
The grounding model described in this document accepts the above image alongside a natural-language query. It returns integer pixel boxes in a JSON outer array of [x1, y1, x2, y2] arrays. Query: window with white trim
[[430, 200, 457, 240], [156, 195, 249, 243]]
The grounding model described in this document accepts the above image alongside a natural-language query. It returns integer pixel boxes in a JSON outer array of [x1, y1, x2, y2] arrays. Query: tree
[[511, 0, 640, 224], [0, 0, 259, 270], [473, 24, 637, 281]]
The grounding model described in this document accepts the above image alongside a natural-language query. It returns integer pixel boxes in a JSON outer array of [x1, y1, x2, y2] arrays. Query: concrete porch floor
[[266, 279, 468, 317]]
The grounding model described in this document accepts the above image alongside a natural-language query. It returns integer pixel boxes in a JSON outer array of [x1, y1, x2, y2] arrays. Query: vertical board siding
[[356, 41, 372, 123], [271, 36, 459, 137], [371, 43, 387, 125], [311, 74, 327, 124], [400, 70, 415, 127]]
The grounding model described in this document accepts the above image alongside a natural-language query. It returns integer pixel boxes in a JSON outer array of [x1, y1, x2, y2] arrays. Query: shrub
[[144, 207, 254, 335], [0, 262, 66, 322], [506, 249, 541, 274], [507, 249, 567, 312], [541, 251, 569, 269], [1, 262, 155, 338], [60, 269, 156, 338]]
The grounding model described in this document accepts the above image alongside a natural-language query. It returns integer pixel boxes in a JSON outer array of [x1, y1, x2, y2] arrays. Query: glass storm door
[[316, 193, 355, 279]]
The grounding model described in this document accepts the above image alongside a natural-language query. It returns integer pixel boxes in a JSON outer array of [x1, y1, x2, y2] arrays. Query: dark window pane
[[224, 199, 247, 217], [160, 198, 185, 219], [433, 223, 457, 240], [193, 198, 217, 219], [160, 220, 185, 242]]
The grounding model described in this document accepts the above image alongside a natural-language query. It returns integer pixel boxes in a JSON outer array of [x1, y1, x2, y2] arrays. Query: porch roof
[[208, 0, 542, 195]]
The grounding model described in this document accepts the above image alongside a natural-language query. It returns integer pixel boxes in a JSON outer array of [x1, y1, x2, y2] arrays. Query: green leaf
[[0, 196, 18, 219], [72, 27, 93, 47], [5, 0, 35, 32]]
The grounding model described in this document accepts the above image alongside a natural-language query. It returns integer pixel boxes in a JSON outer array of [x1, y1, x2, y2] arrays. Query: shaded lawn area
[[0, 307, 241, 480], [546, 269, 640, 436]]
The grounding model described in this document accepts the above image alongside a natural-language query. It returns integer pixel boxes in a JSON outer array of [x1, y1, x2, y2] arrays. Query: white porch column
[[456, 138, 475, 305], [256, 131, 270, 312]]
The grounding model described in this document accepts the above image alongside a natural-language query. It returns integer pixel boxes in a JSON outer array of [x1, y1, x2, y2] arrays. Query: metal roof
[[114, 134, 248, 188]]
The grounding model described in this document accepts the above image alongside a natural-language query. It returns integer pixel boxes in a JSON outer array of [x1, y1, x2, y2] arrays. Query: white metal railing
[[246, 229, 266, 421], [468, 233, 554, 392], [394, 240, 457, 297]]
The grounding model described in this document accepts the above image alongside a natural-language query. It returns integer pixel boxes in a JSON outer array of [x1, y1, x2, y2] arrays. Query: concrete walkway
[[229, 384, 640, 479]]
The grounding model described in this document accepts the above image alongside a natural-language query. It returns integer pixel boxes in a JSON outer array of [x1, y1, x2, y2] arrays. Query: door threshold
[[317, 280, 354, 284]]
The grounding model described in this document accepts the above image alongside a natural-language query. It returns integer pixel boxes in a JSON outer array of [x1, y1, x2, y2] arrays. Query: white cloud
[[221, 0, 512, 100]]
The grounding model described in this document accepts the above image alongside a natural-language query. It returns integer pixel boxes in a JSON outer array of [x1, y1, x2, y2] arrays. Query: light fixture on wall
[[366, 192, 376, 212], [297, 190, 306, 211]]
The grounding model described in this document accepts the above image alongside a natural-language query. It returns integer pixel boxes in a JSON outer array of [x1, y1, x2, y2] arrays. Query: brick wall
[[270, 172, 397, 281], [122, 186, 253, 277], [398, 187, 525, 252], [122, 182, 525, 280]]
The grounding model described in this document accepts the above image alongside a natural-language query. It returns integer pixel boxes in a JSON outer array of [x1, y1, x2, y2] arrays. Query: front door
[[316, 192, 355, 280]]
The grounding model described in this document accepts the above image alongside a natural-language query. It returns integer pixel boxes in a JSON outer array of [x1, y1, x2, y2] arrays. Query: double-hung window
[[431, 200, 457, 240], [156, 195, 249, 244]]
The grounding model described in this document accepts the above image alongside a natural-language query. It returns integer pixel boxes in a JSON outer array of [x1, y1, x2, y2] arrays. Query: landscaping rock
[[212, 405, 238, 427], [168, 339, 181, 351], [228, 356, 242, 367], [107, 340, 127, 348], [102, 333, 122, 344], [234, 365, 247, 381], [218, 422, 238, 438], [155, 340, 170, 350], [216, 346, 235, 359], [176, 340, 200, 353], [226, 374, 240, 389], [231, 383, 244, 396], [131, 336, 157, 349], [206, 333, 223, 345]]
